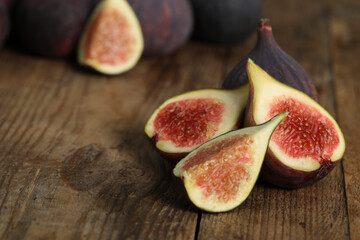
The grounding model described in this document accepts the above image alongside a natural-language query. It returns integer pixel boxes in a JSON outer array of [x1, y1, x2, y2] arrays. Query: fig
[[128, 0, 193, 56], [14, 0, 90, 57], [78, 0, 143, 75], [245, 59, 346, 188], [0, 0, 9, 48], [223, 19, 319, 101], [190, 0, 261, 45], [173, 112, 288, 212], [145, 85, 249, 162], [0, 0, 16, 12]]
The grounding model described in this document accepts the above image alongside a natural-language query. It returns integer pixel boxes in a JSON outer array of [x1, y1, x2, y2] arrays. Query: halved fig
[[245, 59, 346, 188], [173, 112, 288, 212], [78, 0, 143, 75], [145, 85, 249, 162]]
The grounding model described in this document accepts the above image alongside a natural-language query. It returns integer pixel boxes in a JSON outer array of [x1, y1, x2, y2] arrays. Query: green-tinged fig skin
[[15, 0, 90, 57], [190, 0, 261, 44], [0, 1, 9, 48], [223, 19, 319, 101], [128, 0, 193, 56]]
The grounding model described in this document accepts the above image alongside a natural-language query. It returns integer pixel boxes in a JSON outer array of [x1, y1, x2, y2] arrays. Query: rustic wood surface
[[0, 0, 359, 239]]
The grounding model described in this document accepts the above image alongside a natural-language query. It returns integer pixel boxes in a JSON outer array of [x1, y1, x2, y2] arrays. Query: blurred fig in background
[[0, 0, 17, 11], [0, 0, 9, 48], [14, 0, 91, 57], [190, 0, 261, 44], [78, 0, 144, 75], [128, 0, 193, 56]]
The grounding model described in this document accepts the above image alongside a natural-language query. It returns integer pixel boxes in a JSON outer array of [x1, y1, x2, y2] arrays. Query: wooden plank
[[196, 0, 350, 239], [0, 49, 196, 239], [0, 34, 235, 238], [327, 0, 360, 238]]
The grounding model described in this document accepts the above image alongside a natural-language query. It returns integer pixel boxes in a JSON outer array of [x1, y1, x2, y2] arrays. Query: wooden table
[[0, 0, 359, 239]]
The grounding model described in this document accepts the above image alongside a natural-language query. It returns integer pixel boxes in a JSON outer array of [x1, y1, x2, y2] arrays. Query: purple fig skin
[[0, 0, 17, 12], [190, 0, 261, 45], [223, 19, 319, 101], [14, 0, 90, 57], [260, 147, 338, 189], [128, 0, 193, 56]]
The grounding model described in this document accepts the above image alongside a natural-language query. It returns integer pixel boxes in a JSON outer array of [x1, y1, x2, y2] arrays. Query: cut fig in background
[[223, 18, 319, 101], [173, 112, 288, 213], [78, 0, 143, 75], [245, 59, 345, 188], [145, 85, 249, 162]]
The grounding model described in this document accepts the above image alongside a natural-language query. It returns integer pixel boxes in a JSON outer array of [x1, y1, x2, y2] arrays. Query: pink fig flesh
[[145, 86, 249, 163], [245, 59, 345, 188]]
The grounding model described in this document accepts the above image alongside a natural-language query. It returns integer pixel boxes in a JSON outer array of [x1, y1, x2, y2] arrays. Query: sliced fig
[[223, 19, 319, 101], [145, 85, 249, 162], [173, 112, 288, 212], [245, 59, 346, 188], [78, 0, 143, 75]]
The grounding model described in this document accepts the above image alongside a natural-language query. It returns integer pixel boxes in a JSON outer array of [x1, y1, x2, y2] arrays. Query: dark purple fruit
[[223, 19, 319, 101], [190, 0, 261, 45], [14, 0, 90, 57], [0, 0, 17, 11], [0, 0, 9, 48], [128, 0, 193, 56]]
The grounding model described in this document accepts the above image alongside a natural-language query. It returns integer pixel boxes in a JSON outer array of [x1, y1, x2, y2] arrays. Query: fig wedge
[[78, 0, 143, 75], [173, 112, 288, 212], [245, 59, 346, 188], [145, 85, 249, 162]]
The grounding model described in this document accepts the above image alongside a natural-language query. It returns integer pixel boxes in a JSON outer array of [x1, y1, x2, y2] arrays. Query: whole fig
[[0, 0, 9, 48], [128, 0, 193, 56], [190, 0, 261, 45], [223, 19, 319, 101], [14, 0, 90, 57]]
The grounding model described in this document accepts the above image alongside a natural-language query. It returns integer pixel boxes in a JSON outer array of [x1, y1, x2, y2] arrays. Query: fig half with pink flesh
[[145, 85, 249, 162], [173, 112, 287, 212], [245, 59, 346, 188], [78, 0, 143, 75]]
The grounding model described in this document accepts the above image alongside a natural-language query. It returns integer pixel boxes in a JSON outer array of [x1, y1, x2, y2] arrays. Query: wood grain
[[328, 0, 360, 238], [0, 0, 358, 239], [196, 0, 350, 239], [0, 39, 229, 239]]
